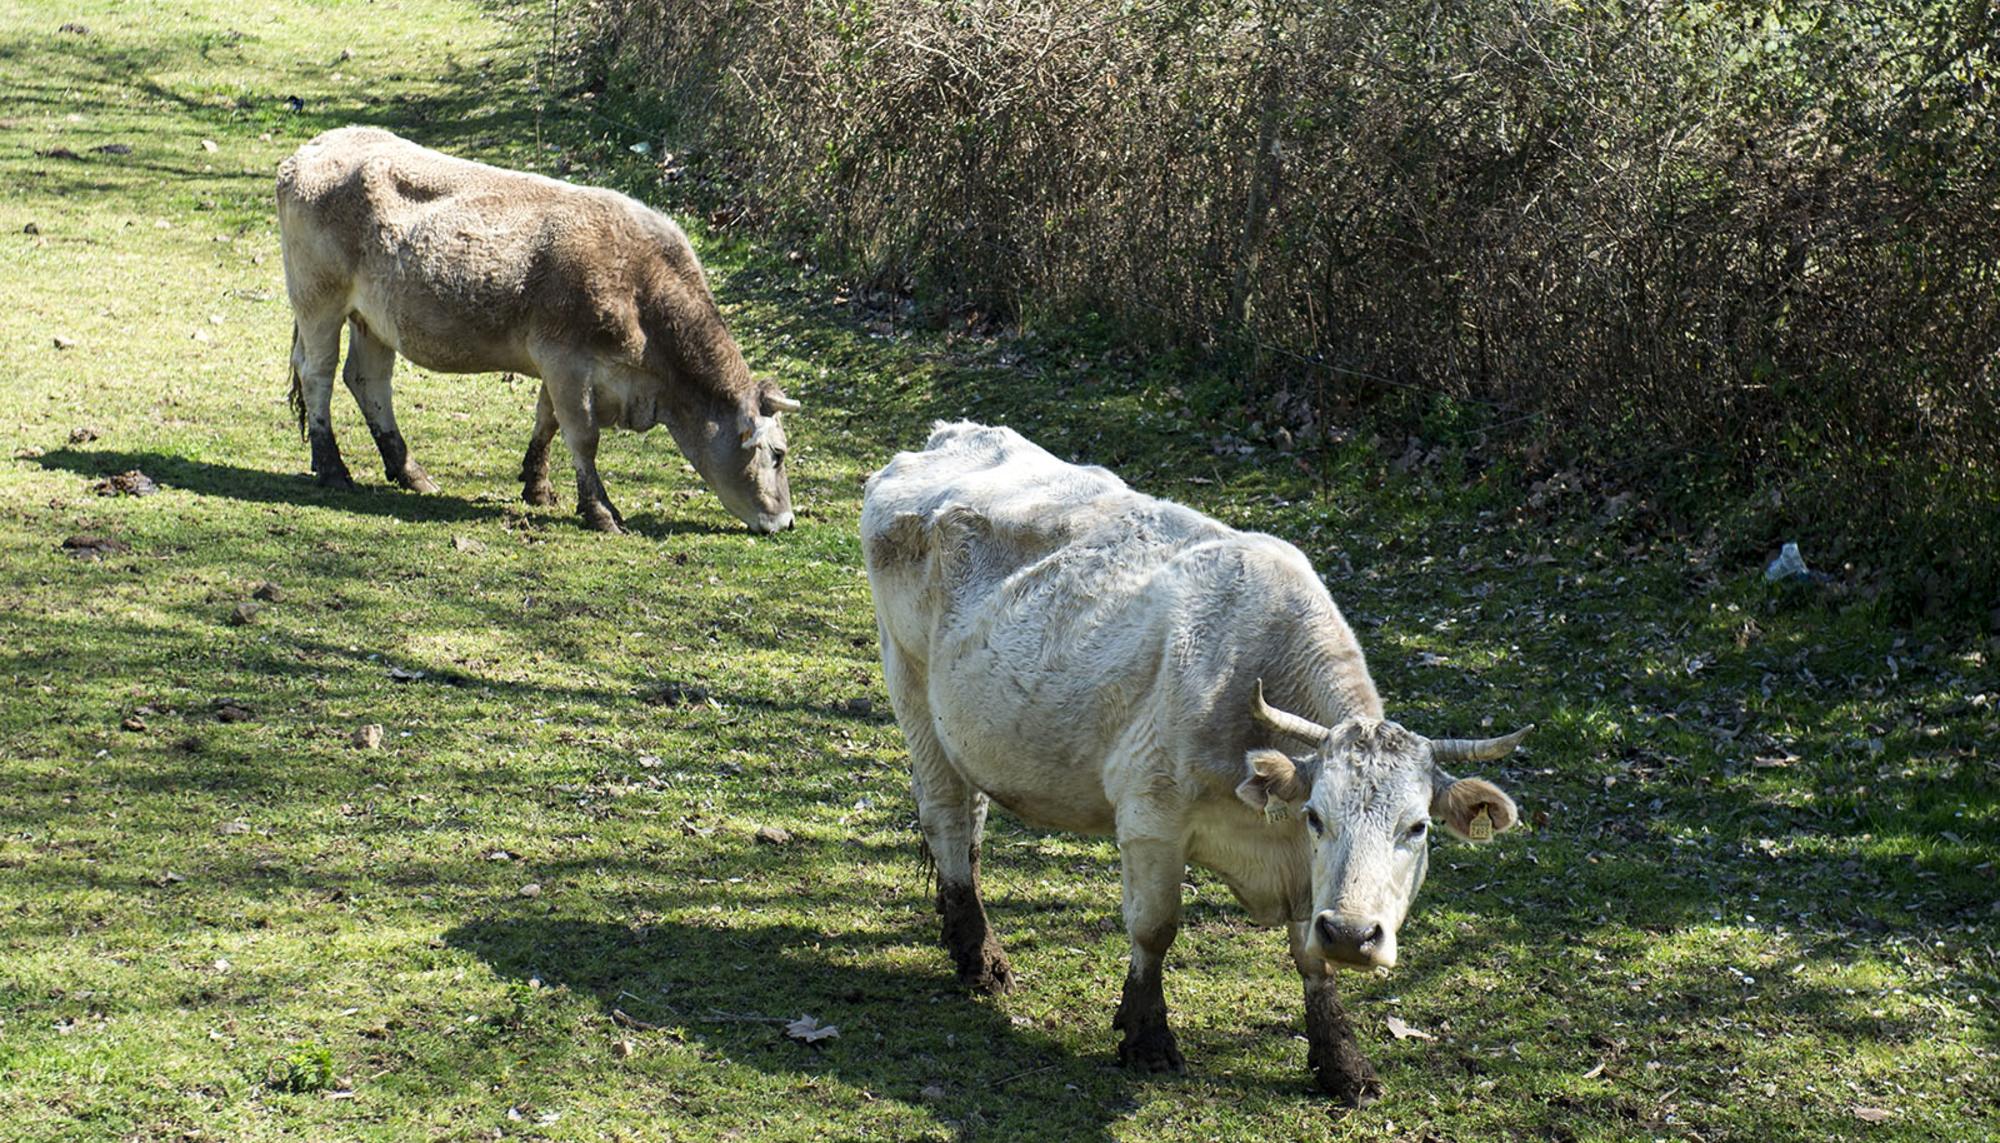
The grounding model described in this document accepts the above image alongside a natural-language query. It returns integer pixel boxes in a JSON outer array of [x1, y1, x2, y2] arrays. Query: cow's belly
[[924, 656, 1122, 837], [348, 278, 533, 376]]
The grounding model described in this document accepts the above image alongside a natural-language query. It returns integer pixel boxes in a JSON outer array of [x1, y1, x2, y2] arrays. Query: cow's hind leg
[[342, 318, 439, 494], [1112, 820, 1186, 1072], [1289, 921, 1381, 1106], [293, 311, 354, 489], [890, 651, 1013, 992], [518, 382, 560, 507]]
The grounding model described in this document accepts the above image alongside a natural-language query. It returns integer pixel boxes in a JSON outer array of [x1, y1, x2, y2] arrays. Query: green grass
[[1, 1, 1996, 1139]]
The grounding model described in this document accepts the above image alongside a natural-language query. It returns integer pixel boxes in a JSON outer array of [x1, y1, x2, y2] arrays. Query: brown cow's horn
[[1250, 679, 1330, 745], [1431, 725, 1534, 762]]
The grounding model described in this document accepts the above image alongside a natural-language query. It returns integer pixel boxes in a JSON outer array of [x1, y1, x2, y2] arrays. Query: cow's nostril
[[1315, 913, 1340, 947], [1357, 923, 1384, 952]]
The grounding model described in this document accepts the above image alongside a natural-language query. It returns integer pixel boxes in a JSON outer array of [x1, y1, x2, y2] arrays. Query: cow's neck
[[1280, 606, 1384, 725]]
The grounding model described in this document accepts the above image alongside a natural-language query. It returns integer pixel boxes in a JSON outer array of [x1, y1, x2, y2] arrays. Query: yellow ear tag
[[1467, 807, 1494, 842]]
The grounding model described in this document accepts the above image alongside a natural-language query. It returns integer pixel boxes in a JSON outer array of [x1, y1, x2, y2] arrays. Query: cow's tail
[[287, 321, 306, 441]]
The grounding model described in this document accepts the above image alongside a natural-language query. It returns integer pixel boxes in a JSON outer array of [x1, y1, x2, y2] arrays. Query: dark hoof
[[1115, 1027, 1184, 1074], [1313, 1067, 1383, 1107], [314, 470, 356, 491], [523, 484, 558, 508], [958, 950, 1016, 996], [580, 507, 623, 534], [396, 468, 440, 495]]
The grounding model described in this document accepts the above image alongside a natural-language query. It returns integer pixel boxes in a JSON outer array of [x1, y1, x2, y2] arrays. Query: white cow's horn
[[1249, 679, 1330, 745], [766, 393, 802, 413], [1431, 725, 1535, 763]]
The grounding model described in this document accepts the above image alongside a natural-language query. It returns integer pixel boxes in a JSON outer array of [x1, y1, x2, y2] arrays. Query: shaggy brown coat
[[276, 126, 796, 533]]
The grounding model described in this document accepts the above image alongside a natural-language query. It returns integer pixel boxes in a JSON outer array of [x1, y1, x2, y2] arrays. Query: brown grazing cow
[[276, 127, 797, 533]]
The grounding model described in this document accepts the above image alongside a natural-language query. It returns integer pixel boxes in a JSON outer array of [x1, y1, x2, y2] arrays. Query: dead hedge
[[568, 0, 2000, 615]]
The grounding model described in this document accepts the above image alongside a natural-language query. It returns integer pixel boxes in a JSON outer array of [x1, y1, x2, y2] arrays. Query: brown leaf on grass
[[350, 724, 383, 750], [452, 535, 486, 554], [228, 601, 261, 626], [1581, 1062, 1606, 1079], [1852, 1107, 1893, 1124], [52, 334, 77, 349], [754, 824, 793, 846], [1384, 1015, 1434, 1041]]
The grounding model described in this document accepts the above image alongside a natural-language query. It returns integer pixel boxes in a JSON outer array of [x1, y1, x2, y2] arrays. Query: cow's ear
[[1237, 749, 1315, 812], [1430, 776, 1518, 842]]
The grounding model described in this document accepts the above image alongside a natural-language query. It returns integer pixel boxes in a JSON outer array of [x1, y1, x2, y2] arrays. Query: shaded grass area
[[1, 1, 1995, 1140]]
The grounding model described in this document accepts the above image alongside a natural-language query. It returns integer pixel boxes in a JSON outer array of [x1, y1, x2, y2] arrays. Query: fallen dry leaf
[[1384, 1015, 1434, 1042], [754, 824, 793, 846], [785, 1014, 839, 1043], [518, 883, 542, 899], [1581, 1062, 1606, 1080], [350, 724, 384, 750], [1852, 1107, 1893, 1124]]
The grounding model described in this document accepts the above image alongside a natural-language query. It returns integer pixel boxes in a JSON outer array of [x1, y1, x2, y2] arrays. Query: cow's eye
[[1305, 809, 1324, 835], [1408, 821, 1429, 841]]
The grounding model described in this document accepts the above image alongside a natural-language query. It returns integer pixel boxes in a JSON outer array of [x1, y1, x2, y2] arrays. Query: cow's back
[[275, 128, 695, 375]]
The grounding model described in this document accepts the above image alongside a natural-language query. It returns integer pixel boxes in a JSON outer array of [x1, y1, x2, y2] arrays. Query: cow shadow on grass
[[33, 447, 744, 536], [444, 914, 1218, 1140]]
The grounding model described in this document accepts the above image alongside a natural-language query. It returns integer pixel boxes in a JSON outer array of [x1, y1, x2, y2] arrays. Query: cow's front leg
[[1289, 920, 1381, 1106], [1112, 833, 1185, 1073], [519, 382, 560, 508], [545, 378, 623, 533]]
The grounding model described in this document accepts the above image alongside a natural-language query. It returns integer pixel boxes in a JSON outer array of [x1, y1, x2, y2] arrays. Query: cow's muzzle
[[1313, 911, 1397, 970], [750, 510, 795, 534]]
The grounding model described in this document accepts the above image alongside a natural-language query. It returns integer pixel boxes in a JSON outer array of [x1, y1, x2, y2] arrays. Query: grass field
[[2, 1, 1995, 1139]]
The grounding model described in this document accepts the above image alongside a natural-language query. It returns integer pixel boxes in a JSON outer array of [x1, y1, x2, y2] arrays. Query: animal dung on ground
[[753, 824, 793, 846], [68, 426, 98, 443], [52, 335, 77, 349], [518, 883, 543, 899], [228, 601, 262, 626], [251, 581, 285, 602], [61, 534, 130, 559], [214, 701, 252, 723], [91, 469, 158, 497], [350, 724, 384, 750]]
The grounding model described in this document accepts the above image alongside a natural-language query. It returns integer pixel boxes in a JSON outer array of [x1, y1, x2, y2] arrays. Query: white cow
[[861, 422, 1529, 1103]]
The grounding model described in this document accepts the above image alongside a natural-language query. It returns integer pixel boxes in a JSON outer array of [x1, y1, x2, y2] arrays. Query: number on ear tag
[[1467, 807, 1494, 841]]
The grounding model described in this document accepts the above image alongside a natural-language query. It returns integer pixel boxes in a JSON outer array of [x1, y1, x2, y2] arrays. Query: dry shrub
[[574, 0, 2000, 613]]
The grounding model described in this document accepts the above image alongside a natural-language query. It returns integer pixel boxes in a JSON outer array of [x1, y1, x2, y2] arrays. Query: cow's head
[[689, 381, 799, 533], [1235, 681, 1527, 971]]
